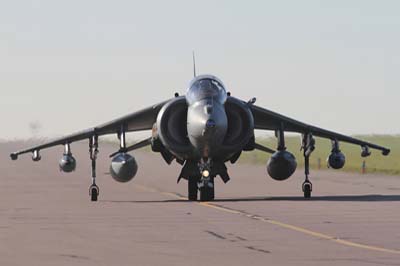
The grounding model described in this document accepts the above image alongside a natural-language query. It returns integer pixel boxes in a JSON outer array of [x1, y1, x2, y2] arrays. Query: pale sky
[[0, 0, 399, 139]]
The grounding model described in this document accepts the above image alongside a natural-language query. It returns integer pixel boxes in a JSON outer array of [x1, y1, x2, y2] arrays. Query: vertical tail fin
[[192, 51, 197, 77]]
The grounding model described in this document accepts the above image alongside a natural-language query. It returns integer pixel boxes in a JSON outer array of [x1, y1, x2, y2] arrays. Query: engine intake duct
[[220, 97, 254, 155], [156, 97, 192, 159]]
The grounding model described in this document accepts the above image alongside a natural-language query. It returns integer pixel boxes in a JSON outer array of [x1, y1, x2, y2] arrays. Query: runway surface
[[1, 141, 400, 266]]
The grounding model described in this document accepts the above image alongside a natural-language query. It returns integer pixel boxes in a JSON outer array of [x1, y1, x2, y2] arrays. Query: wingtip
[[382, 149, 390, 156], [10, 153, 18, 160]]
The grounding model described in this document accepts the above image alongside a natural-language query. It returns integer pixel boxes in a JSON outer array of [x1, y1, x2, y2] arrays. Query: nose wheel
[[196, 158, 215, 201], [188, 176, 215, 201], [199, 178, 214, 202]]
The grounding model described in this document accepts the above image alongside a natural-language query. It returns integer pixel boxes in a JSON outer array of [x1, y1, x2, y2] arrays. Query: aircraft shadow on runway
[[104, 194, 400, 203], [213, 194, 400, 202]]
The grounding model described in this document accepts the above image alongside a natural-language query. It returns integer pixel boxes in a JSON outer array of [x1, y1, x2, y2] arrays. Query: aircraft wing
[[250, 104, 391, 155], [11, 99, 171, 159]]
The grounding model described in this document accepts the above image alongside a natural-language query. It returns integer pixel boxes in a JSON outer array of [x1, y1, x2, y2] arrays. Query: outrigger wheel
[[302, 181, 312, 199], [89, 184, 99, 202]]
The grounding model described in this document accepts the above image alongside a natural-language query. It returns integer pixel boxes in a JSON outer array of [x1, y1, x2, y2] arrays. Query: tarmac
[[1, 141, 400, 266]]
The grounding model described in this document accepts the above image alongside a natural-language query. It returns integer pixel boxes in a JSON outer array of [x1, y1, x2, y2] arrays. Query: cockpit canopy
[[186, 75, 227, 105]]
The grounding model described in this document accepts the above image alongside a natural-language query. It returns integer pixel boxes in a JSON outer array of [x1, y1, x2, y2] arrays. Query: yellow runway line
[[134, 184, 400, 255], [199, 201, 400, 255], [199, 202, 242, 215]]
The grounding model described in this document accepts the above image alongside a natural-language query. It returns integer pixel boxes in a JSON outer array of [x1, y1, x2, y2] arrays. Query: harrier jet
[[10, 73, 390, 201]]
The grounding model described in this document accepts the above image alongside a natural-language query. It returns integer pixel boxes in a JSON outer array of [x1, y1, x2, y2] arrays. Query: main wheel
[[200, 178, 215, 202], [188, 177, 198, 201]]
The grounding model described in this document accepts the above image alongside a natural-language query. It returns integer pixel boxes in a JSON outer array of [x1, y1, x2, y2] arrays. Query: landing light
[[202, 170, 210, 178]]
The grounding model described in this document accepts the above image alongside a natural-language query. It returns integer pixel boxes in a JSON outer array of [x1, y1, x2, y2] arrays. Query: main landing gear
[[188, 176, 198, 201], [89, 135, 99, 202], [302, 133, 315, 199]]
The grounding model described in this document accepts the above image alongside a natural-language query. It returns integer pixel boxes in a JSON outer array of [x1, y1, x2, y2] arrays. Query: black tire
[[209, 178, 215, 200], [200, 179, 215, 202], [303, 184, 311, 199], [188, 177, 198, 201], [91, 187, 98, 202]]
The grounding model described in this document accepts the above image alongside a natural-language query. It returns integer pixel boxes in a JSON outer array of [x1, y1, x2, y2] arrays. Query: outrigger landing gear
[[302, 155, 312, 198], [89, 135, 99, 202], [302, 133, 315, 199]]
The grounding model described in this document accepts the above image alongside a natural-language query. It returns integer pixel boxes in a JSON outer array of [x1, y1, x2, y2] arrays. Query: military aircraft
[[10, 69, 390, 202]]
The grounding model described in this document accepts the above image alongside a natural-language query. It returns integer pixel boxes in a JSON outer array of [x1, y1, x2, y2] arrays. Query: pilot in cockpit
[[186, 76, 227, 105]]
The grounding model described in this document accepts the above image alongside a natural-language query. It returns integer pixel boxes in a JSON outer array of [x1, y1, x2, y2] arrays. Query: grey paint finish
[[187, 99, 227, 158], [10, 74, 391, 199], [11, 75, 390, 161], [11, 99, 170, 157], [251, 104, 390, 155]]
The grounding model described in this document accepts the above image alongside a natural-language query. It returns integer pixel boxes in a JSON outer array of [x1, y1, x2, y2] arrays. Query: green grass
[[103, 134, 399, 175], [240, 135, 400, 175]]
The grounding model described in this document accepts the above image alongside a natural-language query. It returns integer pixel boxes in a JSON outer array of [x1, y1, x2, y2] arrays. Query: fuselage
[[186, 75, 229, 159]]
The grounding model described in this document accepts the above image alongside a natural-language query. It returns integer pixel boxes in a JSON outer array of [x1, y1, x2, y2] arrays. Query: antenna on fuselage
[[192, 51, 197, 77]]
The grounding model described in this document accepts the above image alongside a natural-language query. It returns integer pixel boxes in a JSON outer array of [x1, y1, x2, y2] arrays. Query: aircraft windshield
[[186, 78, 227, 104]]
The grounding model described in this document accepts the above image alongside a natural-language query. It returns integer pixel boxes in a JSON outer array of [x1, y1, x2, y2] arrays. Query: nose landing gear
[[187, 158, 215, 201], [187, 176, 215, 202], [197, 158, 215, 201], [199, 177, 214, 202]]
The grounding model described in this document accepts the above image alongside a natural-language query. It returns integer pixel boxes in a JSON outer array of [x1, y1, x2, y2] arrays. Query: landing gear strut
[[187, 175, 214, 201], [186, 159, 216, 201], [199, 177, 214, 201], [302, 155, 312, 198], [89, 135, 99, 202], [197, 158, 215, 201], [302, 133, 315, 199]]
